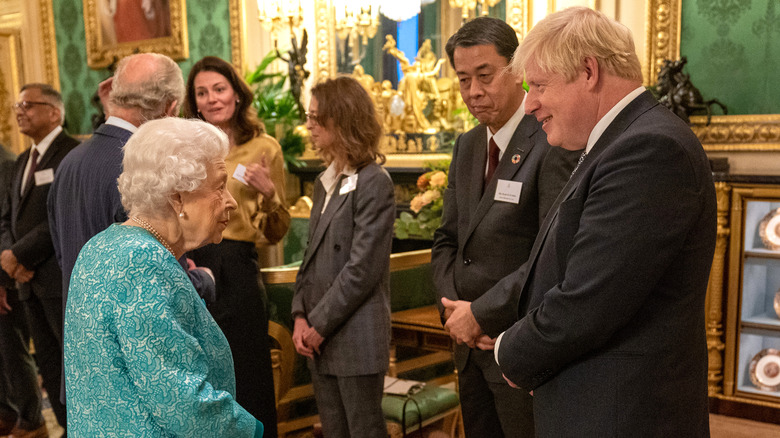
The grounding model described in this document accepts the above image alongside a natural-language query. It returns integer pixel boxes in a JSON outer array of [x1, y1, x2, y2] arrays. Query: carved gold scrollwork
[[706, 182, 730, 395], [228, 0, 244, 71], [644, 0, 680, 86], [691, 115, 780, 151]]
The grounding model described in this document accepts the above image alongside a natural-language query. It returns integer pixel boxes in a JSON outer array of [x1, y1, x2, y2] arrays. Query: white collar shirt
[[319, 162, 357, 213], [21, 125, 61, 193]]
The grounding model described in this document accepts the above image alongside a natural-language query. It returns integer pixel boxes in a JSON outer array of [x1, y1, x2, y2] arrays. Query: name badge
[[339, 174, 358, 195], [233, 163, 248, 185], [494, 179, 522, 204], [34, 168, 54, 186]]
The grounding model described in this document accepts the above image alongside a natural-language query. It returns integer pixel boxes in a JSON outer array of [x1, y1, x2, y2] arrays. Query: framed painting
[[82, 0, 189, 69], [673, 0, 780, 151]]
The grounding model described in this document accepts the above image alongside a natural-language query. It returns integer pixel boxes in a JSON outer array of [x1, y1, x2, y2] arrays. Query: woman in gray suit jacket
[[291, 77, 395, 437]]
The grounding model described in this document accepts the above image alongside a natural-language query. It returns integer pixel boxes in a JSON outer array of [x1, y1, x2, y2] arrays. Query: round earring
[[235, 99, 240, 104], [179, 212, 185, 218]]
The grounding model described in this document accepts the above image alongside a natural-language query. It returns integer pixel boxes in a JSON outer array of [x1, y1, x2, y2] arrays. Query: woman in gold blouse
[[184, 56, 290, 438]]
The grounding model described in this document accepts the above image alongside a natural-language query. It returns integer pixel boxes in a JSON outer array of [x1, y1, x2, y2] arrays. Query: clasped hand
[[441, 297, 496, 350], [0, 250, 34, 283], [292, 317, 324, 359]]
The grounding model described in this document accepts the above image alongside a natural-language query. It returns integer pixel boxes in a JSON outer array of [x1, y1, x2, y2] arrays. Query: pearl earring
[[179, 212, 185, 218]]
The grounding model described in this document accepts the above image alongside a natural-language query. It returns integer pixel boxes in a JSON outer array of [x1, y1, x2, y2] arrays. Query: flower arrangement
[[394, 160, 450, 240]]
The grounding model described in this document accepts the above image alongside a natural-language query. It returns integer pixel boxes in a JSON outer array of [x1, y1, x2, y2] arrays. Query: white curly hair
[[117, 117, 229, 217]]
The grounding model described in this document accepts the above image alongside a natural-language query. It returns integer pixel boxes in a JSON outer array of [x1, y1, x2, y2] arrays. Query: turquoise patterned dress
[[64, 224, 263, 437]]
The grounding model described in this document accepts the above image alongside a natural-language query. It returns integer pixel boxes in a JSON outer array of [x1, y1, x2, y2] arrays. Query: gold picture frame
[[645, 0, 780, 151], [82, 0, 189, 69], [0, 29, 25, 154]]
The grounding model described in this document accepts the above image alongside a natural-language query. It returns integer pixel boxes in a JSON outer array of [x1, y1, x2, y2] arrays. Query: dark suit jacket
[[498, 91, 716, 437], [291, 162, 396, 376], [0, 131, 79, 300], [48, 123, 131, 296], [0, 147, 16, 290], [431, 114, 577, 375]]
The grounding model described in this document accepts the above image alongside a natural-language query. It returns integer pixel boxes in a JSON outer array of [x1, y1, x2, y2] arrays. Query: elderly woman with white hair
[[63, 117, 263, 437]]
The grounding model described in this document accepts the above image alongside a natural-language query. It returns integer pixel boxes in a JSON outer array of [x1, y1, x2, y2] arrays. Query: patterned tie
[[570, 150, 587, 178], [22, 147, 39, 194], [485, 137, 500, 185]]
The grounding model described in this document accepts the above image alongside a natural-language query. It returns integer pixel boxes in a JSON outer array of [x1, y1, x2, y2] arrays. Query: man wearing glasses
[[0, 83, 78, 437]]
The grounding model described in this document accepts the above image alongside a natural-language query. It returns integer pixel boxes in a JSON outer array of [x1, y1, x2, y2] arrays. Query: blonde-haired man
[[493, 7, 715, 436]]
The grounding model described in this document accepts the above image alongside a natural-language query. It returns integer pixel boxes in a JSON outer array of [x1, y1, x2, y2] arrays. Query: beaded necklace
[[131, 216, 175, 256]]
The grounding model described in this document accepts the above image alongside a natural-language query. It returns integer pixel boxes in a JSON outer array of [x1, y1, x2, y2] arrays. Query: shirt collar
[[106, 116, 138, 133], [487, 96, 526, 157], [320, 162, 357, 195], [585, 86, 645, 154], [31, 125, 63, 159]]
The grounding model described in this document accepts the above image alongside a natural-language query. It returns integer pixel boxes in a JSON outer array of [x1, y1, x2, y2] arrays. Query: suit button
[[463, 258, 471, 265], [334, 244, 341, 251]]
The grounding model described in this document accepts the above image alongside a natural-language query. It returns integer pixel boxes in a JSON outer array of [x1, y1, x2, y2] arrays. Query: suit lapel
[[300, 174, 350, 273], [465, 116, 538, 241], [517, 91, 660, 299], [19, 133, 64, 202], [467, 126, 488, 213]]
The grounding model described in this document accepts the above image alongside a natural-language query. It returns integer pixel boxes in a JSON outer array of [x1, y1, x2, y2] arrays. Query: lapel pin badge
[[511, 154, 522, 164]]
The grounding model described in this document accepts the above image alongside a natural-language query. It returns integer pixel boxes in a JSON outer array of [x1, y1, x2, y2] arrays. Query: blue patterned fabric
[[64, 224, 263, 437]]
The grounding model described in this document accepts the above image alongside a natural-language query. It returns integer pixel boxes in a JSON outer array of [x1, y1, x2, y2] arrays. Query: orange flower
[[417, 173, 431, 191]]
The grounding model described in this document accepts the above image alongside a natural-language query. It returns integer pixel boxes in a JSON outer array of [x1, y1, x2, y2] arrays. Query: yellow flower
[[429, 171, 447, 188]]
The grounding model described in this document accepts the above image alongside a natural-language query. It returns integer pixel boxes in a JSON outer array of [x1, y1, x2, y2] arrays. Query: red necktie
[[485, 138, 500, 185], [23, 147, 39, 194]]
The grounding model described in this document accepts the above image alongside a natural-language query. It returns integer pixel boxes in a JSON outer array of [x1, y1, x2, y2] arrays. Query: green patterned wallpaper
[[681, 0, 780, 115], [53, 0, 233, 135]]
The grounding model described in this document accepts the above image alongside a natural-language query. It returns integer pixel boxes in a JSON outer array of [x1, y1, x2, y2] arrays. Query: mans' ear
[[165, 100, 179, 117], [582, 57, 600, 88]]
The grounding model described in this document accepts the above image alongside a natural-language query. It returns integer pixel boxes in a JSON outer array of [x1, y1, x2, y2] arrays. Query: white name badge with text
[[339, 174, 358, 195], [494, 179, 522, 204], [34, 168, 54, 186]]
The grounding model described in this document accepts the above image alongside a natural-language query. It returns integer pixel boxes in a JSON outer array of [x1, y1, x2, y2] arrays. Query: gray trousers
[[309, 368, 386, 438], [0, 287, 44, 430]]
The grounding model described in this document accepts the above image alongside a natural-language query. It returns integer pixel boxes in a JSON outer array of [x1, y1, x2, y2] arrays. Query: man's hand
[[0, 250, 18, 276], [475, 334, 496, 350], [441, 297, 482, 348], [12, 265, 33, 283], [292, 317, 314, 359], [186, 258, 215, 283], [0, 286, 11, 314], [303, 326, 325, 355]]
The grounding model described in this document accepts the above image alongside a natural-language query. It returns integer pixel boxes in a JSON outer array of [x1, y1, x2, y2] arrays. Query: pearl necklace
[[131, 216, 175, 256]]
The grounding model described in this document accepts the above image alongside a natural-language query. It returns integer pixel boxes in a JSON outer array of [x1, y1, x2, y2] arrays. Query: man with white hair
[[489, 7, 715, 436], [48, 52, 215, 404], [1, 83, 79, 436]]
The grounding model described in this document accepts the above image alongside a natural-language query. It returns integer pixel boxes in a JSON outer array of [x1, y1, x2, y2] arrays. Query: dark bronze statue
[[655, 57, 727, 124], [276, 29, 309, 122]]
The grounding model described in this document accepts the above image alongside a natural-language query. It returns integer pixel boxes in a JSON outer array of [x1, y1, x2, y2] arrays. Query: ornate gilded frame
[[644, 0, 780, 151], [0, 29, 24, 153], [82, 0, 189, 69], [228, 0, 245, 72]]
